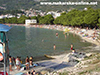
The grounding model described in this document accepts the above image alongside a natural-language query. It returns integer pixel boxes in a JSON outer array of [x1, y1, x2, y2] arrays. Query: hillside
[[0, 0, 100, 11]]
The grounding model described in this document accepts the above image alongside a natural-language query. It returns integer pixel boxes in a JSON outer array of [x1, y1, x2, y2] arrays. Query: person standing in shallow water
[[29, 56, 33, 67], [70, 44, 76, 53], [56, 32, 59, 38], [15, 56, 20, 70], [53, 44, 56, 50], [70, 44, 73, 50], [9, 56, 13, 71], [25, 56, 29, 70]]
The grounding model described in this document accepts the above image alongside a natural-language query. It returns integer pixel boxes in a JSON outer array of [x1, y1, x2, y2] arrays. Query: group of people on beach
[[9, 56, 34, 71], [26, 69, 38, 75]]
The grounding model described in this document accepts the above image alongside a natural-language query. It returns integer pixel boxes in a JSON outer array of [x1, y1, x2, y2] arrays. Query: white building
[[84, 8, 88, 11], [0, 14, 15, 19], [17, 14, 21, 18], [25, 19, 37, 25], [7, 14, 15, 18], [47, 11, 61, 18], [53, 13, 61, 18], [0, 15, 5, 19]]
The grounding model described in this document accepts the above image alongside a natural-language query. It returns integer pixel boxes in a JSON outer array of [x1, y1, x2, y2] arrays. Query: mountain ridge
[[0, 0, 99, 11]]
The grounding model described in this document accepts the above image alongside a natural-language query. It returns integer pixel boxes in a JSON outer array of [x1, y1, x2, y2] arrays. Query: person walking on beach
[[53, 44, 56, 50], [29, 56, 33, 67], [9, 56, 13, 71], [15, 56, 21, 70], [19, 57, 22, 64], [25, 56, 29, 70]]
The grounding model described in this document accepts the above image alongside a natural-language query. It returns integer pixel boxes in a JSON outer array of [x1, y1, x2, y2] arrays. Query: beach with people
[[30, 25, 100, 46], [0, 24, 100, 75], [1, 51, 100, 75]]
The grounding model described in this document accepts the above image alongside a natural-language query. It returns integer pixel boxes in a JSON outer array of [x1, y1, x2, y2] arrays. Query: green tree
[[10, 17, 17, 24], [17, 15, 28, 24], [53, 16, 61, 25], [61, 12, 66, 15], [39, 14, 54, 24], [4, 18, 9, 23], [37, 15, 41, 23], [31, 16, 37, 20], [84, 9, 99, 28], [97, 18, 100, 27], [0, 19, 4, 23]]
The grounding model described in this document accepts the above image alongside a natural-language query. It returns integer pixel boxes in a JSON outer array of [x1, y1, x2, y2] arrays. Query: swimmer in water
[[53, 44, 56, 50], [56, 32, 59, 38], [42, 39, 44, 42], [65, 34, 67, 38]]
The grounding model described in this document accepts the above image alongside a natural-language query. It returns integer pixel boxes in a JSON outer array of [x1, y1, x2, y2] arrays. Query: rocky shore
[[1, 52, 99, 75], [48, 52, 100, 75], [34, 52, 100, 75]]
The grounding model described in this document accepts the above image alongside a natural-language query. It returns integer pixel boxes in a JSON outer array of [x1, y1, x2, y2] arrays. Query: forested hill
[[0, 0, 99, 11]]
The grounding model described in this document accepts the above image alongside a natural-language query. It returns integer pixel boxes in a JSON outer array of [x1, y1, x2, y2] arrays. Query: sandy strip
[[69, 29, 100, 46]]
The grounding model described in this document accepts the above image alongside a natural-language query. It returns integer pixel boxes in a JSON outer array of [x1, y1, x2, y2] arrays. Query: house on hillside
[[0, 15, 5, 19], [46, 11, 61, 18]]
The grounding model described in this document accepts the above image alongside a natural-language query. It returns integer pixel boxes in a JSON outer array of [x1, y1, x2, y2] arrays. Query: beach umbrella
[[68, 28, 71, 30], [0, 24, 11, 32], [0, 24, 11, 42], [81, 29, 86, 32], [64, 28, 70, 33]]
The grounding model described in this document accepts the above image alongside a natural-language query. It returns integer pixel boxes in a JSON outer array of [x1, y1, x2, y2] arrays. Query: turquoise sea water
[[8, 25, 93, 61]]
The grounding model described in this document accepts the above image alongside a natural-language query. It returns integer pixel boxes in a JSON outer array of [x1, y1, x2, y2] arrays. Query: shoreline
[[5, 24, 100, 46], [69, 29, 100, 46], [28, 24, 100, 46]]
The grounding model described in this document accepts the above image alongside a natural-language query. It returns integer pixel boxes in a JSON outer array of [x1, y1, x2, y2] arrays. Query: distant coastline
[[5, 23, 25, 26]]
